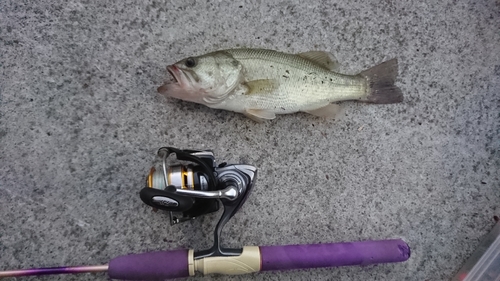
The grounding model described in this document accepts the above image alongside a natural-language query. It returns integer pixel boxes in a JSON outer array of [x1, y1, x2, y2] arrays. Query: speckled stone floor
[[1, 1, 499, 280]]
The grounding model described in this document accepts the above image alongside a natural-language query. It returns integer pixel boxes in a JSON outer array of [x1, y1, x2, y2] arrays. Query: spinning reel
[[139, 147, 257, 258]]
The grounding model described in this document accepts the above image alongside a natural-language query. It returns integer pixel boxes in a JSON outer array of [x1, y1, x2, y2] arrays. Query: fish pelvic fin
[[360, 58, 403, 104]]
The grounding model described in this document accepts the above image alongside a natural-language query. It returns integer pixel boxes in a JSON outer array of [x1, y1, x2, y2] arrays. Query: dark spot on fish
[[282, 75, 289, 78], [494, 215, 500, 222], [326, 174, 329, 180], [285, 70, 290, 74], [481, 180, 486, 184], [416, 49, 419, 52], [30, 98, 33, 102], [239, 5, 243, 8], [321, 81, 324, 84], [83, 83, 89, 89], [270, 65, 273, 68], [330, 78, 332, 81], [47, 132, 52, 136], [281, 107, 285, 110]]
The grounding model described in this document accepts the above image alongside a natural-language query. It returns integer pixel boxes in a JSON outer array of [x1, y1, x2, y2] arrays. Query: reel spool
[[141, 147, 220, 224]]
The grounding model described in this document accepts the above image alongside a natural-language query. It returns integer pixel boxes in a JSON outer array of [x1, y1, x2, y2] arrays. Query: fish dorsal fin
[[244, 79, 278, 95], [244, 109, 276, 122], [298, 51, 339, 71]]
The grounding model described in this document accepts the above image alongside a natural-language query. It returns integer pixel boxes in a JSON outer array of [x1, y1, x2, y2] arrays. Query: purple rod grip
[[259, 239, 410, 271], [108, 249, 189, 280]]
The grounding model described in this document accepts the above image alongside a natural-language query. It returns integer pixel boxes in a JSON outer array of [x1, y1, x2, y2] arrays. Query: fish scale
[[223, 49, 366, 113]]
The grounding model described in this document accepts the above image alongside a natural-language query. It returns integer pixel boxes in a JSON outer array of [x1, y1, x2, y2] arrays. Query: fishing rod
[[0, 147, 410, 280]]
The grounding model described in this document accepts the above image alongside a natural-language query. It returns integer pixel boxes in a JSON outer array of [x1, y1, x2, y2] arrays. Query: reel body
[[140, 147, 257, 258]]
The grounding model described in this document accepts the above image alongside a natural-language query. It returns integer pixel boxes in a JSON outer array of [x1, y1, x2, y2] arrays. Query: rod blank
[[0, 265, 108, 278]]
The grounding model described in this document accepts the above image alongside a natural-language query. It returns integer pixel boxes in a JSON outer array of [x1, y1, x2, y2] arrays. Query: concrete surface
[[1, 1, 499, 280]]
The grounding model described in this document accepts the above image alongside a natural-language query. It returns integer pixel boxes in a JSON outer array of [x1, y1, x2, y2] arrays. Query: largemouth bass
[[158, 48, 403, 121]]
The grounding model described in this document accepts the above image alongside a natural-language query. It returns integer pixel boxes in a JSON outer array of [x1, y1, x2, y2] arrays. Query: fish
[[157, 48, 403, 122]]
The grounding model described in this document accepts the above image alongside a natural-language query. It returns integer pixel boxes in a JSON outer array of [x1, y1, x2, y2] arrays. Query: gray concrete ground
[[1, 1, 499, 280]]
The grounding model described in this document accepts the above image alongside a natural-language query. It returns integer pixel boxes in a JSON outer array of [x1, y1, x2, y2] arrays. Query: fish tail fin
[[360, 58, 403, 104]]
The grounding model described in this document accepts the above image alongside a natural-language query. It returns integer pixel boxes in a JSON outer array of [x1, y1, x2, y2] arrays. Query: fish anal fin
[[298, 51, 339, 71], [244, 109, 276, 122], [244, 79, 278, 95], [305, 103, 344, 119]]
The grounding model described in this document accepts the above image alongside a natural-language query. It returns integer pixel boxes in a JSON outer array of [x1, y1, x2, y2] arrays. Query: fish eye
[[185, 57, 196, 68]]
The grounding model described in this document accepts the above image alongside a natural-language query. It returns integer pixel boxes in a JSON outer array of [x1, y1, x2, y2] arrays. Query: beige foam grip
[[194, 246, 261, 276], [188, 249, 195, 276]]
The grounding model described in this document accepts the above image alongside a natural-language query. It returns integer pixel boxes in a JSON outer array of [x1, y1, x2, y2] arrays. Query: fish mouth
[[158, 65, 182, 94], [157, 65, 204, 102], [167, 65, 180, 84]]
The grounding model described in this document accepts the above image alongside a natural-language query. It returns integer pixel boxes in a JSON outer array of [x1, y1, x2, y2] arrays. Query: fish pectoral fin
[[244, 109, 276, 122], [304, 103, 344, 119], [244, 79, 278, 95], [298, 51, 339, 71]]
